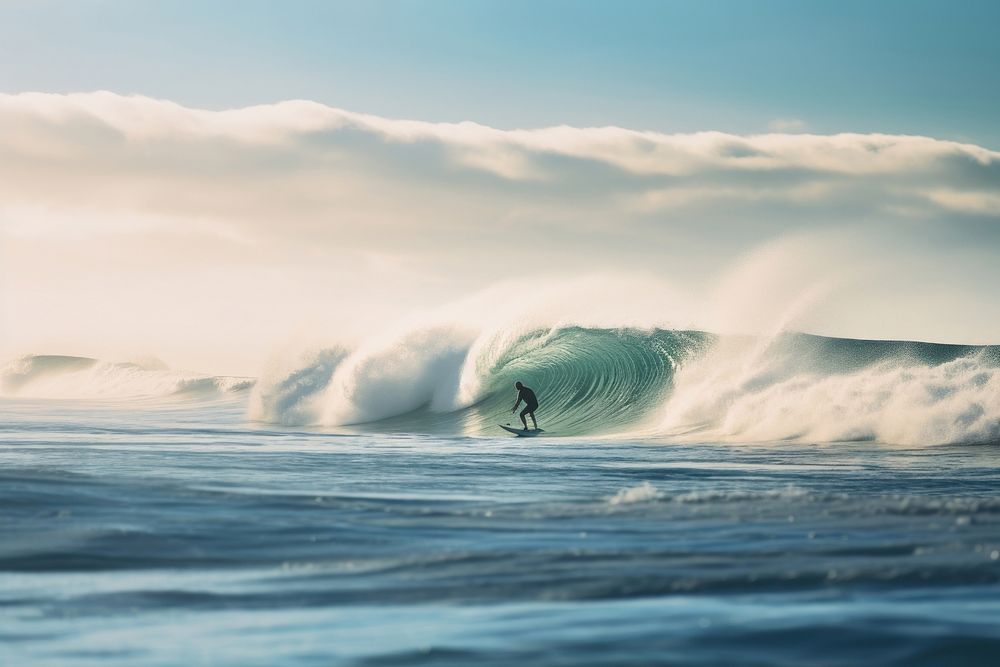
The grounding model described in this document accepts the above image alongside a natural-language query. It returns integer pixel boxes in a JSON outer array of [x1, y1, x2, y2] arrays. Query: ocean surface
[[3, 329, 1000, 665]]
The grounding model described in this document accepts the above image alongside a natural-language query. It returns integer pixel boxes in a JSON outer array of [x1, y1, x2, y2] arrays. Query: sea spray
[[249, 347, 349, 425]]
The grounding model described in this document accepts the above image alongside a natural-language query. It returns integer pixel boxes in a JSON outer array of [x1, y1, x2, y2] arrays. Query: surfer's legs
[[520, 407, 538, 430]]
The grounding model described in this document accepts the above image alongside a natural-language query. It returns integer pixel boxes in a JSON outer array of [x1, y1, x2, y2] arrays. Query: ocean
[[2, 329, 1000, 665]]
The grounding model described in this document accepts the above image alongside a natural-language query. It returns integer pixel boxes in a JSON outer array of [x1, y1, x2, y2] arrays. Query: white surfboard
[[499, 424, 545, 437]]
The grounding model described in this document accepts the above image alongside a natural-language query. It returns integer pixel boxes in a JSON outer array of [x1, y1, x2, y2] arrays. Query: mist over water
[[7, 225, 998, 445]]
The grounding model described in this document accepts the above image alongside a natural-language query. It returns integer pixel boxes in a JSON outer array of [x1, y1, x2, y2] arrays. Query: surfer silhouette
[[511, 381, 539, 431]]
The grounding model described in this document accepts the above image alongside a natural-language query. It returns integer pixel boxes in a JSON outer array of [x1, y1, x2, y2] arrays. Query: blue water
[[2, 397, 1000, 666]]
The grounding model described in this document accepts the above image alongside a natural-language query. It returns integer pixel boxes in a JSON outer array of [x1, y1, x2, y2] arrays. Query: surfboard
[[499, 425, 545, 437]]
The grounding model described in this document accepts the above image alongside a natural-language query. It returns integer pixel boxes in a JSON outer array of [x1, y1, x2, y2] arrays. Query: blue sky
[[2, 0, 999, 145]]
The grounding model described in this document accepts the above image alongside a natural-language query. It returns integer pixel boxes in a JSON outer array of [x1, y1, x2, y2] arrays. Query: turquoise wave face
[[472, 327, 711, 435]]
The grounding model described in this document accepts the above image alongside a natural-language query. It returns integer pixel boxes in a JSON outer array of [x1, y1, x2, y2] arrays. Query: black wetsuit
[[515, 386, 539, 429], [517, 386, 539, 412]]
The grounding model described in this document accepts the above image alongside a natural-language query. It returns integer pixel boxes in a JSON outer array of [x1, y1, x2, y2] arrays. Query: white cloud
[[1, 91, 996, 249], [2, 92, 996, 180], [923, 189, 1000, 216], [628, 182, 836, 212]]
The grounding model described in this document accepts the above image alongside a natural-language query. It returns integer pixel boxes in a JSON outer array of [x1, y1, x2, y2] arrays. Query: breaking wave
[[9, 328, 997, 446], [250, 325, 1000, 445], [0, 355, 253, 400], [251, 326, 707, 435]]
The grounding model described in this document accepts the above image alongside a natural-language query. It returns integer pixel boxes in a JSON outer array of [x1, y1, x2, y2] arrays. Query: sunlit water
[[2, 397, 999, 666]]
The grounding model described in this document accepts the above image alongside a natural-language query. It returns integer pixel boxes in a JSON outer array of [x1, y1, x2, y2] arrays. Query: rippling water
[[2, 397, 1000, 666]]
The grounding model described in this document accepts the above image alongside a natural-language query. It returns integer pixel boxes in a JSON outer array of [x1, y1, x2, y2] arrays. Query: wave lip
[[0, 355, 253, 400]]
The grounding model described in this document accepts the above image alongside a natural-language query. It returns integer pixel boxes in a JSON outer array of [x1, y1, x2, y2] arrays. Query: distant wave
[[251, 324, 1000, 446], [0, 355, 253, 400]]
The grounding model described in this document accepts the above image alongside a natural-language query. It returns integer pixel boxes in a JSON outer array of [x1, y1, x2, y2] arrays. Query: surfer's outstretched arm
[[511, 397, 522, 413]]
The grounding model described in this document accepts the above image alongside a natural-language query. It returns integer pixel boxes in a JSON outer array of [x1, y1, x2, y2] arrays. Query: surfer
[[511, 381, 539, 431]]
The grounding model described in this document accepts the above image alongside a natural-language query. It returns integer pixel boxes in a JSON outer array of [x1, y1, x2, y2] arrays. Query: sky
[[1, 1, 999, 374], [3, 0, 999, 144]]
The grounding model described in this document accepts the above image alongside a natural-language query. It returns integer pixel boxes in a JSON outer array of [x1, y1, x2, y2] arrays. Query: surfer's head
[[514, 381, 523, 390]]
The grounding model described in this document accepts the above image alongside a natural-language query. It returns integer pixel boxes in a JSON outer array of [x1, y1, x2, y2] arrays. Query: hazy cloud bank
[[2, 92, 998, 237], [1, 92, 998, 372]]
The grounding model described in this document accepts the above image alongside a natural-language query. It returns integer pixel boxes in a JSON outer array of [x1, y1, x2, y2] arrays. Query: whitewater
[[3, 325, 1000, 665]]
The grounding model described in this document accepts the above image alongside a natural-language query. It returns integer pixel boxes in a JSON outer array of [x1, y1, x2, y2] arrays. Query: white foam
[[660, 342, 1000, 446], [671, 485, 809, 504], [608, 481, 661, 505], [320, 326, 477, 425]]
